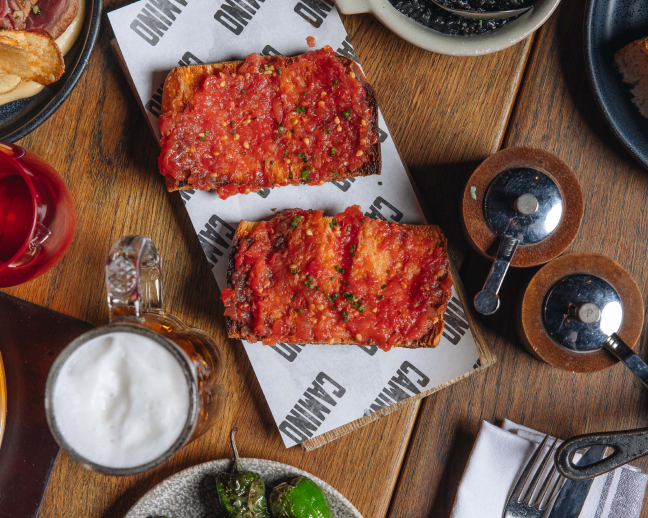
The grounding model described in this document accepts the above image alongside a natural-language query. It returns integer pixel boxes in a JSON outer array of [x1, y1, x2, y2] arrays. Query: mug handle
[[555, 428, 648, 480], [105, 235, 164, 320]]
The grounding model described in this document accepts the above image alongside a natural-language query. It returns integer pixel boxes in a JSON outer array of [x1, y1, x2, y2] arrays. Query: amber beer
[[45, 236, 224, 475]]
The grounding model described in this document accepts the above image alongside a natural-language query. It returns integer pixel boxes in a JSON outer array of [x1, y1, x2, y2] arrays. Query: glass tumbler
[[0, 142, 76, 287]]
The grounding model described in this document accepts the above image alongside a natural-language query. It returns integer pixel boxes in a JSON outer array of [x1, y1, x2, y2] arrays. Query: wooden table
[[4, 0, 648, 516]]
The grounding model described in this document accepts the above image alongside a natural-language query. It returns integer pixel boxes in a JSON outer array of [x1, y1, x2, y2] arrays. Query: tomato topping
[[158, 47, 378, 199], [222, 206, 453, 351]]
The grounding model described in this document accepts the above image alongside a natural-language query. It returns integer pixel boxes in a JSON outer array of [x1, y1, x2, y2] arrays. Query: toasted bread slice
[[0, 31, 64, 84], [225, 218, 449, 349], [160, 52, 381, 192], [616, 37, 648, 118]]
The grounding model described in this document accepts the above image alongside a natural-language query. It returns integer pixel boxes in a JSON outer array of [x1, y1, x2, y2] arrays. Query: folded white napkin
[[451, 420, 648, 518]]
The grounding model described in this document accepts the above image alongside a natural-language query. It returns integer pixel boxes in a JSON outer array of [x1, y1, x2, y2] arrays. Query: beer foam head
[[52, 331, 191, 469]]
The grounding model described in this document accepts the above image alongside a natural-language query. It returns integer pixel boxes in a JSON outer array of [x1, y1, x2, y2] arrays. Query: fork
[[503, 435, 566, 518]]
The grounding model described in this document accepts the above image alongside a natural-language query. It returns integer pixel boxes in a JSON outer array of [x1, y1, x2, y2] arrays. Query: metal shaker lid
[[462, 147, 583, 269], [484, 167, 564, 245], [519, 253, 644, 374], [543, 274, 623, 351]]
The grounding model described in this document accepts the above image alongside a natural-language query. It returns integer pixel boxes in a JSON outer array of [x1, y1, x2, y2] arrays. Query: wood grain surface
[[388, 1, 648, 517], [3, 2, 623, 517]]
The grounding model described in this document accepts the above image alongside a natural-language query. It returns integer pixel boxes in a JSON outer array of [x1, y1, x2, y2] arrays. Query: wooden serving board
[[0, 292, 93, 518], [108, 40, 495, 451]]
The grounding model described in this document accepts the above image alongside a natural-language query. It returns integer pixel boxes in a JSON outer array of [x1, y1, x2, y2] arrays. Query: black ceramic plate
[[0, 0, 102, 142], [584, 0, 648, 169]]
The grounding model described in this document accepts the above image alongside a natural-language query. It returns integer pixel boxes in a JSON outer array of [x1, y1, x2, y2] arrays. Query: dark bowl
[[584, 0, 648, 170], [0, 0, 102, 142]]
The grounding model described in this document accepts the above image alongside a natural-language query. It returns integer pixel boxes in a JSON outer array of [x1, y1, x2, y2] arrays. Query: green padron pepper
[[217, 428, 271, 518], [269, 476, 333, 518]]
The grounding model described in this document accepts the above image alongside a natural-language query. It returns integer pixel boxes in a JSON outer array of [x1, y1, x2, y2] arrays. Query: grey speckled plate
[[125, 458, 363, 518]]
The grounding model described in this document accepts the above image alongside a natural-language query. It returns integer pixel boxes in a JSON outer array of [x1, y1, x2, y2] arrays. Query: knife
[[548, 445, 607, 518]]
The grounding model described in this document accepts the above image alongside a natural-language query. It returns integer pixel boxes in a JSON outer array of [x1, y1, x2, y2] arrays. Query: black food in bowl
[[389, 0, 534, 35]]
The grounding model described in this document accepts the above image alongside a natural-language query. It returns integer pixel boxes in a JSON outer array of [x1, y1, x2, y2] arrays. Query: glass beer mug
[[45, 236, 224, 476]]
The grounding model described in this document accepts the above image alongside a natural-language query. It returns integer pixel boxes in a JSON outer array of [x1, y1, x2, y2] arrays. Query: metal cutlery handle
[[603, 333, 648, 390], [474, 235, 519, 315], [556, 428, 648, 481]]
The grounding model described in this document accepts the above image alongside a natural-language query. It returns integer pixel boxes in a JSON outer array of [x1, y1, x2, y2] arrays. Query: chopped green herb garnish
[[270, 160, 274, 165], [253, 117, 258, 120], [264, 64, 269, 71], [294, 106, 307, 113], [301, 169, 310, 178], [306, 178, 311, 183], [331, 277, 335, 282], [378, 295, 383, 300], [381, 284, 386, 289], [333, 80, 339, 86], [291, 215, 302, 228], [346, 226, 351, 231], [299, 309, 303, 313], [199, 137, 205, 141], [231, 122, 235, 128], [316, 287, 320, 291], [335, 265, 339, 271], [342, 109, 351, 121], [362, 219, 365, 223], [277, 68, 282, 75], [289, 173, 293, 179], [241, 89, 246, 94], [205, 130, 209, 136], [303, 92, 307, 96], [308, 275, 314, 282], [292, 293, 299, 300], [331, 147, 336, 157], [231, 131, 236, 135], [332, 171, 338, 177], [340, 268, 345, 274], [378, 182, 383, 185], [343, 317, 349, 322]]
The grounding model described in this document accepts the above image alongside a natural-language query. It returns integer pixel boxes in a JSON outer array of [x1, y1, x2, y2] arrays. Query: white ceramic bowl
[[336, 0, 562, 56]]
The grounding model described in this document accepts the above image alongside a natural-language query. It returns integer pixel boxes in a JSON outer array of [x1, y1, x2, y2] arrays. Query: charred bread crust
[[224, 219, 449, 348], [160, 53, 381, 192]]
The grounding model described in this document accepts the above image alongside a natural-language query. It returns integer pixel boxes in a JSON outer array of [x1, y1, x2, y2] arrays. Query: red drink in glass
[[0, 143, 76, 288]]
